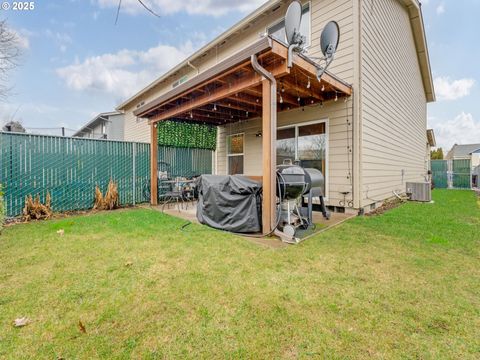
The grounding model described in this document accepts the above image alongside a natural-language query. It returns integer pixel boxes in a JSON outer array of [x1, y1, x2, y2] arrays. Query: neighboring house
[[446, 143, 480, 168], [74, 111, 125, 140], [116, 0, 435, 224]]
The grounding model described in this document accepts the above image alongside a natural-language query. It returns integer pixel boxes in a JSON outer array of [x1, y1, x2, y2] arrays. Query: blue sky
[[1, 0, 479, 150]]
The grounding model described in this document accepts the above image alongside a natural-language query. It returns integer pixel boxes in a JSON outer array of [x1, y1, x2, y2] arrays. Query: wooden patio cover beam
[[149, 62, 290, 124]]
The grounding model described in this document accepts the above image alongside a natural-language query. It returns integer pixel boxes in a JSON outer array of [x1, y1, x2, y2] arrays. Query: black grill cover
[[196, 175, 262, 233]]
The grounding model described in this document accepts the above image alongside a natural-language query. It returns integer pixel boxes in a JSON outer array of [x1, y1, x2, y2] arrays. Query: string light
[[306, 77, 311, 89], [280, 95, 284, 104], [256, 98, 260, 103], [321, 84, 325, 92], [297, 97, 301, 103], [190, 111, 193, 118], [213, 104, 217, 111], [281, 83, 285, 93], [246, 111, 249, 117], [335, 93, 338, 102]]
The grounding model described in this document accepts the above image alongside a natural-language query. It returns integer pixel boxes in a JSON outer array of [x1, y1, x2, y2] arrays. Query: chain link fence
[[157, 146, 213, 178], [0, 132, 150, 217], [0, 132, 215, 217], [431, 159, 472, 189]]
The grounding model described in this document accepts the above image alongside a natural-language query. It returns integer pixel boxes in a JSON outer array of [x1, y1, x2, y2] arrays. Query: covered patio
[[135, 36, 352, 234]]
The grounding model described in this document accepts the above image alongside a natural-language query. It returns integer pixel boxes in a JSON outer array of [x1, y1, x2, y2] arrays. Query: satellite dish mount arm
[[287, 32, 306, 69], [316, 54, 334, 81]]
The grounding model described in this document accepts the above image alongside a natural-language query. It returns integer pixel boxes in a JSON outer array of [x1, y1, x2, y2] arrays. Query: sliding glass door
[[276, 121, 327, 177]]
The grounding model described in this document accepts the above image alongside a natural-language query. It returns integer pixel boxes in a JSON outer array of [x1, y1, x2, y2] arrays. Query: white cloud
[[56, 41, 197, 99], [436, 3, 445, 14], [93, 0, 268, 17], [430, 112, 480, 150], [45, 29, 72, 53], [433, 77, 475, 101]]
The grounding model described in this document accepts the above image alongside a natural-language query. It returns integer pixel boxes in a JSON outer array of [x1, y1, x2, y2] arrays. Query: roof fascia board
[[405, 0, 435, 102], [73, 111, 122, 136]]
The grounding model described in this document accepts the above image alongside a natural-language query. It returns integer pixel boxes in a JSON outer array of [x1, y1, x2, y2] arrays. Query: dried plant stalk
[[22, 192, 52, 221], [93, 180, 119, 211]]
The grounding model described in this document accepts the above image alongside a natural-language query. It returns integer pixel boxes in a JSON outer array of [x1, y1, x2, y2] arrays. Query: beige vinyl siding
[[360, 0, 428, 205], [310, 0, 354, 83]]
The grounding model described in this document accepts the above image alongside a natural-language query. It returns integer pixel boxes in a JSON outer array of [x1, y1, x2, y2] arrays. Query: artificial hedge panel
[[157, 120, 217, 150]]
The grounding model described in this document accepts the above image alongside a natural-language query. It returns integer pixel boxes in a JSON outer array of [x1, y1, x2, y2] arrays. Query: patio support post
[[150, 123, 158, 205], [251, 54, 277, 234]]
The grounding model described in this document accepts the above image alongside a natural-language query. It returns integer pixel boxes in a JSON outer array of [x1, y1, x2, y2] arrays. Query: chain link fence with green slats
[[0, 132, 151, 217], [452, 159, 472, 189], [431, 159, 472, 189], [0, 132, 215, 217], [431, 160, 449, 189], [157, 146, 213, 178]]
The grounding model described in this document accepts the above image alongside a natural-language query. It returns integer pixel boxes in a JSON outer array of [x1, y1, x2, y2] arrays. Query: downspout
[[251, 54, 277, 109], [251, 54, 277, 233], [353, 0, 363, 213]]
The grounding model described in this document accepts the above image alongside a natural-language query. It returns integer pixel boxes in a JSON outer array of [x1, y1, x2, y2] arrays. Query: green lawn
[[0, 190, 479, 359]]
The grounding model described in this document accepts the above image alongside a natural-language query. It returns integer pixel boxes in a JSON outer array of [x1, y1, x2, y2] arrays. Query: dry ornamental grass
[[22, 192, 52, 221], [94, 180, 119, 211]]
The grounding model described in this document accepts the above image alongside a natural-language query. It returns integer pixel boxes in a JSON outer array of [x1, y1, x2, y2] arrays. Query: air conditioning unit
[[406, 182, 431, 202]]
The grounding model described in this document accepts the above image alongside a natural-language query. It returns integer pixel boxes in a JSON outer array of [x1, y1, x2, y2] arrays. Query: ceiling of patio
[[134, 37, 352, 126]]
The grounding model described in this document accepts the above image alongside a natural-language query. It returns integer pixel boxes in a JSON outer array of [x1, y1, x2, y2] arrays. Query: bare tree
[[0, 20, 21, 99]]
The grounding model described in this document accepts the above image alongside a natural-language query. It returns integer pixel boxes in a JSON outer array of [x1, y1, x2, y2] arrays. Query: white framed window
[[227, 133, 244, 175], [267, 2, 311, 47], [277, 119, 329, 196]]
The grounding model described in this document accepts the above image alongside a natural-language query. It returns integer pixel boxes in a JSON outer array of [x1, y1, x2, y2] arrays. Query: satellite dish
[[316, 21, 340, 80], [320, 21, 340, 57], [285, 0, 302, 45], [284, 0, 306, 68]]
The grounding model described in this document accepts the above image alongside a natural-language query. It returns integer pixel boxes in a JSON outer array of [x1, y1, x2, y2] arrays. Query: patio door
[[276, 120, 328, 179]]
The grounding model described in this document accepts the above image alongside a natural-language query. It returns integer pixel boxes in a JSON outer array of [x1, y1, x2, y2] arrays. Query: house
[[116, 0, 435, 233], [74, 111, 125, 140], [446, 143, 480, 168]]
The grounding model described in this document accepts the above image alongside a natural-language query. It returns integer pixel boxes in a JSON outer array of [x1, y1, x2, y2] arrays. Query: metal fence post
[[133, 142, 136, 206]]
